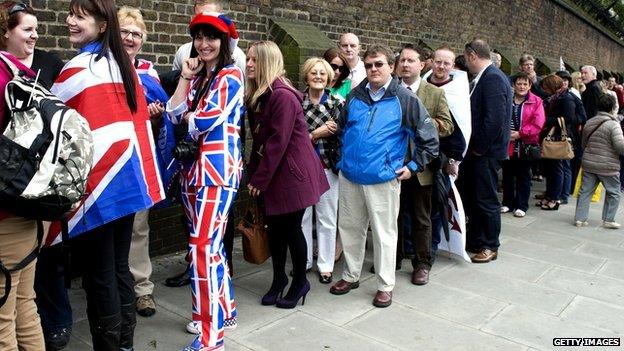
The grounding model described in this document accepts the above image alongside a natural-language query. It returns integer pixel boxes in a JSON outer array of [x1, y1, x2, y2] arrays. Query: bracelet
[[181, 74, 193, 81]]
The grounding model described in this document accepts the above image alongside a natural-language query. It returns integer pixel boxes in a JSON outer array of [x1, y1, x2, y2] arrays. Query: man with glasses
[[329, 45, 438, 308], [461, 39, 512, 263], [395, 44, 452, 286], [338, 32, 366, 89]]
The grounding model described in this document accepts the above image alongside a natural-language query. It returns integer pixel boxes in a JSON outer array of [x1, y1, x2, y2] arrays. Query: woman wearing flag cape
[[165, 11, 244, 351], [50, 0, 165, 349]]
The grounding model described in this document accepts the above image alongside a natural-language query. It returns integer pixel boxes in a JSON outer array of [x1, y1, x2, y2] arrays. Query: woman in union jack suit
[[165, 12, 244, 351]]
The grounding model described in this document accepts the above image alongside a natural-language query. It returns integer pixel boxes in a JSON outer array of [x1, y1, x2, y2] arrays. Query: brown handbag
[[237, 201, 270, 264], [541, 117, 574, 160]]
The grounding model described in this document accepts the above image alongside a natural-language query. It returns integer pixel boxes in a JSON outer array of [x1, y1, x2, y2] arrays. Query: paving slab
[[596, 260, 624, 282], [345, 303, 527, 350], [391, 279, 508, 329], [575, 241, 624, 262], [482, 305, 617, 351], [506, 229, 585, 251], [502, 238, 606, 273], [435, 265, 575, 315], [238, 311, 397, 351], [537, 267, 624, 307], [559, 296, 624, 335], [459, 252, 553, 283]]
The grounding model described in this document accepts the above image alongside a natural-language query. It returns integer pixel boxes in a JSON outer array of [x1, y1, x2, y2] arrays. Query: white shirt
[[172, 42, 246, 74], [349, 58, 366, 90], [400, 77, 421, 95], [366, 78, 392, 102], [469, 63, 491, 96]]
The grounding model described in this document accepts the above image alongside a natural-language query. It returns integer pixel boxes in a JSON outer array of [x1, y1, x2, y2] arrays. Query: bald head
[[339, 33, 360, 67], [194, 0, 223, 14]]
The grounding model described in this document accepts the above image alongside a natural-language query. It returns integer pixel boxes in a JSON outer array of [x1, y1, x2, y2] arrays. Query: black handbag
[[520, 144, 541, 160]]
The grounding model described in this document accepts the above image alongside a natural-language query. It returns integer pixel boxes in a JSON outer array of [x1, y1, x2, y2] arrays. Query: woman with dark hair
[[246, 41, 328, 309], [537, 74, 576, 211], [51, 0, 164, 349], [166, 12, 244, 351], [501, 72, 545, 217], [0, 2, 71, 349], [323, 48, 351, 99]]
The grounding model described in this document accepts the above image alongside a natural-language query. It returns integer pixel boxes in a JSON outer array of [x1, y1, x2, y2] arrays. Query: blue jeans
[[35, 245, 73, 333], [502, 159, 532, 211], [544, 159, 564, 201], [560, 160, 571, 201]]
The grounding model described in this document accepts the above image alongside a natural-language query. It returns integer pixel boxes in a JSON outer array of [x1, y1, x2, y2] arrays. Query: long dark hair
[[69, 0, 137, 112], [189, 24, 232, 111], [323, 48, 349, 88]]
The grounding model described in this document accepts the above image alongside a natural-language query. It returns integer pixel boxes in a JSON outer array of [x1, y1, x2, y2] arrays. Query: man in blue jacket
[[329, 45, 439, 307], [461, 39, 512, 263]]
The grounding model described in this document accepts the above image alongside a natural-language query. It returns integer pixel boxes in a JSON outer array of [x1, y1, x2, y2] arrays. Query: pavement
[[65, 183, 624, 351]]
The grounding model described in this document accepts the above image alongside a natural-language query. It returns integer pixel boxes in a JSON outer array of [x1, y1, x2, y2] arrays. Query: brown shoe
[[471, 249, 498, 263], [136, 294, 156, 317], [372, 290, 392, 308], [411, 268, 429, 285], [329, 279, 359, 295]]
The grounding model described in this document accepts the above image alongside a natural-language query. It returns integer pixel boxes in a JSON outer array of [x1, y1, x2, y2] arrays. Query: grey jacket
[[581, 111, 624, 175]]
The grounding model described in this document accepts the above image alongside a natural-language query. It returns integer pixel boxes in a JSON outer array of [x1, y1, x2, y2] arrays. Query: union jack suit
[[47, 42, 164, 245], [167, 64, 244, 349]]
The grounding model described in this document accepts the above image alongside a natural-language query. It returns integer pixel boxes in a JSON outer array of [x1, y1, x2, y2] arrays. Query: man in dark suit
[[460, 39, 512, 263], [581, 65, 602, 120]]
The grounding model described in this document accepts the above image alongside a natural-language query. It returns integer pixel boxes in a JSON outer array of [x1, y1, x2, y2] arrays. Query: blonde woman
[[570, 71, 585, 99], [299, 57, 344, 284], [245, 41, 329, 308]]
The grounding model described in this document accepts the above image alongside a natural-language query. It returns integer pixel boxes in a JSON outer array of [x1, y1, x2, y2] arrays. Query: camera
[[172, 140, 199, 160]]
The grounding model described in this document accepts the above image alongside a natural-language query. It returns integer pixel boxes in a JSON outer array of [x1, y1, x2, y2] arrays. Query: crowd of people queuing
[[1, 0, 624, 350]]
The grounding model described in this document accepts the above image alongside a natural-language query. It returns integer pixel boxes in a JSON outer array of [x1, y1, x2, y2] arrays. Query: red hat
[[189, 12, 239, 52]]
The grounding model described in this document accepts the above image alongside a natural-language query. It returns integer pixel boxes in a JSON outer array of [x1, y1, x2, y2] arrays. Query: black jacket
[[582, 80, 602, 120]]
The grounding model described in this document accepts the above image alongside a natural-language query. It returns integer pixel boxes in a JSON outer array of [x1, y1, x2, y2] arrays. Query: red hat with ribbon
[[189, 12, 239, 53]]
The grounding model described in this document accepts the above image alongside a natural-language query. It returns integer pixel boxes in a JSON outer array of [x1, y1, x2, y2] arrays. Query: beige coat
[[414, 80, 453, 185], [581, 111, 624, 175]]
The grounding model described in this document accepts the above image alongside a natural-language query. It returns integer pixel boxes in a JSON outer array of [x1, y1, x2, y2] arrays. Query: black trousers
[[458, 156, 501, 252], [265, 209, 307, 288], [397, 178, 433, 269], [34, 245, 73, 333], [74, 214, 136, 319], [502, 159, 532, 212]]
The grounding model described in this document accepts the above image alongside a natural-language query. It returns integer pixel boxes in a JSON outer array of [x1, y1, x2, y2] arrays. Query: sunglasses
[[120, 29, 144, 41], [364, 61, 386, 70], [9, 2, 26, 15], [330, 63, 344, 71]]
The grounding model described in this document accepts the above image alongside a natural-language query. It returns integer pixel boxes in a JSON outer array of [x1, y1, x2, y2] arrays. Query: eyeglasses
[[330, 63, 344, 71], [8, 2, 27, 16], [364, 61, 386, 70], [120, 29, 143, 41]]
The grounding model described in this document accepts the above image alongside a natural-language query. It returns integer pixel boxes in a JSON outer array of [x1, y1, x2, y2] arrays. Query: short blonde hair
[[117, 6, 147, 41], [300, 57, 334, 87], [245, 41, 294, 109]]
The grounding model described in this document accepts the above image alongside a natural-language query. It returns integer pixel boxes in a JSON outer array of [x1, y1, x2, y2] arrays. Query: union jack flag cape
[[46, 42, 164, 245]]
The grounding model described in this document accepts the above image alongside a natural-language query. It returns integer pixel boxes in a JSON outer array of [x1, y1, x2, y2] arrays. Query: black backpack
[[0, 53, 93, 307]]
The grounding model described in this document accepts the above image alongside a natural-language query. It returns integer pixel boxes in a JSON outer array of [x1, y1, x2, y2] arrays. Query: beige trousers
[[0, 217, 44, 351], [129, 210, 154, 297], [338, 173, 400, 291]]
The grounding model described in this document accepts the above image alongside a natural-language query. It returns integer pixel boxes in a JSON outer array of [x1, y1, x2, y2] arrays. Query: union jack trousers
[[181, 182, 237, 349]]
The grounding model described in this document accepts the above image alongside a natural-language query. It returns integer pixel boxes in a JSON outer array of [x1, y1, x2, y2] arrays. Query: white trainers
[[602, 221, 621, 229], [500, 206, 511, 213], [513, 209, 526, 218], [186, 318, 236, 334], [186, 321, 200, 335], [574, 220, 588, 227]]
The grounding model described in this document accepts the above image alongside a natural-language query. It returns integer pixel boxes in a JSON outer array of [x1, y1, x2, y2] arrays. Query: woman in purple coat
[[246, 41, 329, 309]]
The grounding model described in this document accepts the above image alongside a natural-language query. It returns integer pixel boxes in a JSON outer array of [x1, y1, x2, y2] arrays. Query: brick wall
[[33, 0, 624, 73], [27, 0, 624, 255]]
